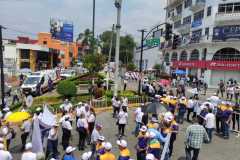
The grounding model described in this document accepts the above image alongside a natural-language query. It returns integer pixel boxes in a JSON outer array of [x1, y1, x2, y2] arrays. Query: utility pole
[[106, 24, 115, 90], [0, 25, 5, 109], [114, 0, 122, 97], [92, 0, 96, 39], [138, 29, 146, 95]]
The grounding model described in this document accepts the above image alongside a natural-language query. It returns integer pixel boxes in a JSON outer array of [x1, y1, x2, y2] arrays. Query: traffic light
[[172, 35, 180, 49], [165, 23, 172, 41]]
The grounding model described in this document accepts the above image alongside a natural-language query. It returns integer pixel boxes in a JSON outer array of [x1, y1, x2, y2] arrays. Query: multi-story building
[[164, 0, 240, 87]]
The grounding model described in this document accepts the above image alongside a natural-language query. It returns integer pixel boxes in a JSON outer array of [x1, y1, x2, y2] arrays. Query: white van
[[21, 70, 57, 96]]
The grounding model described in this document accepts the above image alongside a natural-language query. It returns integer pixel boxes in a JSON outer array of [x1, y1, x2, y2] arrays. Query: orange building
[[38, 32, 78, 67]]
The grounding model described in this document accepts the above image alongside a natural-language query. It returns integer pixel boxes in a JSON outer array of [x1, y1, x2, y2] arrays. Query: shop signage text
[[213, 25, 240, 41]]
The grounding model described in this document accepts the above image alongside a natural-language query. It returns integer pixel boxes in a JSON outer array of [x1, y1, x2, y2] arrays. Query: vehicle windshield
[[61, 70, 74, 74], [24, 77, 40, 85]]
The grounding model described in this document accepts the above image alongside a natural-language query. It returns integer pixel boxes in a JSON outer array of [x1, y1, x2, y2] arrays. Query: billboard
[[50, 18, 74, 42], [213, 25, 240, 41]]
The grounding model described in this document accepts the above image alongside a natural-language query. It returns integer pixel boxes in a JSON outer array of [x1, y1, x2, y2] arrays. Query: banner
[[32, 118, 43, 153], [213, 25, 240, 41], [172, 60, 240, 71]]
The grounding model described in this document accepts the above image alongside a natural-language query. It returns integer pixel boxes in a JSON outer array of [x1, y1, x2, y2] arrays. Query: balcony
[[167, 0, 184, 8], [190, 0, 206, 12], [176, 24, 191, 34], [215, 12, 240, 26], [170, 14, 182, 22]]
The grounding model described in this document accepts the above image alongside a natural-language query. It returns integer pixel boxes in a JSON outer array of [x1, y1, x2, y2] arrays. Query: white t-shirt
[[118, 111, 128, 124], [87, 113, 96, 123], [60, 103, 73, 112], [48, 128, 58, 140], [77, 118, 88, 129], [21, 152, 37, 160], [0, 150, 12, 160], [205, 113, 216, 129], [135, 111, 144, 123], [22, 120, 31, 133], [188, 99, 194, 109], [62, 120, 72, 131], [91, 128, 100, 143]]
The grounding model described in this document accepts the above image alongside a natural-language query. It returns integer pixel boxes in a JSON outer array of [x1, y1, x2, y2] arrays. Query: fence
[[160, 133, 172, 160], [91, 96, 152, 108]]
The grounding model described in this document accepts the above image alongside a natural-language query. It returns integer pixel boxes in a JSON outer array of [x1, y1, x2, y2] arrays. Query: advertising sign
[[172, 60, 240, 70], [50, 18, 74, 42], [213, 25, 240, 41], [192, 20, 202, 28]]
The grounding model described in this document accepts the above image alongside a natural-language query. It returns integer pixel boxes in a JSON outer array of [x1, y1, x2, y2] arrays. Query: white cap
[[78, 102, 83, 105], [36, 107, 41, 112], [146, 153, 155, 160], [2, 127, 8, 135], [98, 136, 105, 141], [151, 117, 158, 123], [0, 143, 4, 150], [82, 152, 92, 160], [3, 107, 10, 112], [104, 142, 112, 150], [140, 126, 147, 132], [25, 143, 32, 150], [149, 132, 156, 138], [66, 146, 76, 153], [116, 139, 127, 148]]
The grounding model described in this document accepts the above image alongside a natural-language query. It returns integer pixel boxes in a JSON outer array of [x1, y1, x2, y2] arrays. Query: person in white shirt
[[132, 106, 144, 136], [87, 108, 96, 145], [91, 124, 103, 157], [60, 99, 73, 113], [77, 114, 88, 150], [204, 109, 215, 143], [61, 115, 73, 150], [117, 107, 128, 137], [21, 119, 32, 151], [187, 97, 194, 122], [46, 124, 59, 159], [0, 143, 12, 160], [21, 143, 37, 160], [112, 96, 120, 118]]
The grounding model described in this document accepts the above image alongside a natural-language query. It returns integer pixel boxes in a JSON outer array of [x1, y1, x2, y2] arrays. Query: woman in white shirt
[[77, 114, 88, 150], [117, 107, 128, 137]]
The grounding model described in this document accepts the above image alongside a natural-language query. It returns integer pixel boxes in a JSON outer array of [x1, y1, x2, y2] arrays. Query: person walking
[[20, 119, 32, 151], [132, 107, 144, 137], [117, 107, 128, 137], [77, 114, 88, 150], [187, 97, 194, 122], [185, 117, 209, 160], [61, 115, 73, 150], [87, 108, 96, 145], [204, 109, 215, 143], [21, 143, 37, 160], [90, 124, 103, 159], [62, 146, 77, 160], [218, 80, 225, 98], [46, 124, 59, 159]]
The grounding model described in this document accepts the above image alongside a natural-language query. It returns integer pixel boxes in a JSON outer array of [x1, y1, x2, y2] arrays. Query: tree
[[57, 80, 77, 98], [153, 64, 161, 70], [77, 29, 98, 54], [82, 54, 106, 74], [99, 31, 135, 64], [127, 63, 137, 71]]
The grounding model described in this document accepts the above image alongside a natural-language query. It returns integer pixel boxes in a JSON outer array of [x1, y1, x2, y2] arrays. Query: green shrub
[[57, 80, 77, 98]]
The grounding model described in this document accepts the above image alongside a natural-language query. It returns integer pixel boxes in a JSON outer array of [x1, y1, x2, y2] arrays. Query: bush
[[57, 80, 77, 98]]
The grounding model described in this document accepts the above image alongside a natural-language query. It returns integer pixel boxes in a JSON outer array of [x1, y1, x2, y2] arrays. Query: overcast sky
[[0, 0, 166, 41]]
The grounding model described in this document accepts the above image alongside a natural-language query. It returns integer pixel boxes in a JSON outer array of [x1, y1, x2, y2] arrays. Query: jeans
[[205, 128, 214, 142], [232, 112, 240, 131], [46, 139, 59, 159], [133, 122, 141, 136], [222, 121, 230, 138], [118, 124, 126, 136], [216, 116, 222, 133], [178, 111, 185, 124], [185, 146, 200, 160]]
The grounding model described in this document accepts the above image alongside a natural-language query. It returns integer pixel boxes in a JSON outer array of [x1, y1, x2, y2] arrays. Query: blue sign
[[50, 19, 74, 42], [213, 25, 240, 41], [192, 20, 202, 28]]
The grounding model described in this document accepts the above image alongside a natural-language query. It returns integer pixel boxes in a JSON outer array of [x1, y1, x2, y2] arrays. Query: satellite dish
[[26, 95, 33, 108]]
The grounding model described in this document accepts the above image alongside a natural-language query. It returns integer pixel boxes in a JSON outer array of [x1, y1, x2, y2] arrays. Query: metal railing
[[160, 133, 172, 160]]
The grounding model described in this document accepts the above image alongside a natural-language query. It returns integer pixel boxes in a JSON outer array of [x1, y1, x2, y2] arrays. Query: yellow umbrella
[[6, 112, 31, 123]]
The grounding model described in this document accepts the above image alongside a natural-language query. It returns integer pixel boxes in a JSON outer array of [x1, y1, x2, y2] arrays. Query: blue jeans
[[206, 128, 214, 142], [133, 122, 141, 136], [223, 121, 230, 138]]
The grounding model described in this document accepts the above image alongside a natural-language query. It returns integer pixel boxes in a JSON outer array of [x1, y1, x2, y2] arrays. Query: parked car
[[0, 82, 12, 97], [60, 70, 76, 79]]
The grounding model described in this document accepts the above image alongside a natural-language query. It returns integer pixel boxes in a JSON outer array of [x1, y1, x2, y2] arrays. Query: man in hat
[[63, 146, 77, 160], [81, 152, 92, 160], [61, 115, 73, 150], [147, 117, 158, 129], [177, 97, 187, 124], [91, 124, 103, 158], [96, 136, 105, 160], [21, 143, 37, 160], [136, 126, 149, 160], [0, 143, 12, 160], [222, 102, 233, 139], [46, 123, 59, 159], [117, 139, 130, 160], [100, 142, 116, 160]]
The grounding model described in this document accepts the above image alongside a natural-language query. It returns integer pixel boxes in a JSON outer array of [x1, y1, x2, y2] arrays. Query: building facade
[[164, 0, 240, 87]]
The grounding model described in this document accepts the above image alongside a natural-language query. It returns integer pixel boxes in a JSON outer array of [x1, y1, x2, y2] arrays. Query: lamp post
[[0, 25, 5, 109], [92, 0, 96, 39], [113, 0, 122, 97]]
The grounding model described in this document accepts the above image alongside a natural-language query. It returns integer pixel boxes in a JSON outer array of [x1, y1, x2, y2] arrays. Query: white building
[[163, 0, 240, 87]]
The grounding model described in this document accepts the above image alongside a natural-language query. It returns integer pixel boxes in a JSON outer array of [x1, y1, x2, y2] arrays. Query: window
[[20, 49, 30, 59], [184, 0, 192, 8], [191, 29, 202, 43], [180, 51, 188, 61], [213, 48, 240, 61], [43, 41, 47, 45], [205, 27, 209, 36], [207, 6, 212, 16], [218, 4, 226, 13], [194, 10, 204, 21], [234, 3, 240, 12], [190, 50, 199, 60], [174, 20, 182, 29], [226, 3, 233, 13], [183, 16, 192, 25], [218, 3, 240, 14], [176, 4, 182, 14], [171, 52, 178, 61]]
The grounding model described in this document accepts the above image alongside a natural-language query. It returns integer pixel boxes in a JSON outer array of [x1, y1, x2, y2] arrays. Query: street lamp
[[113, 0, 122, 97]]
